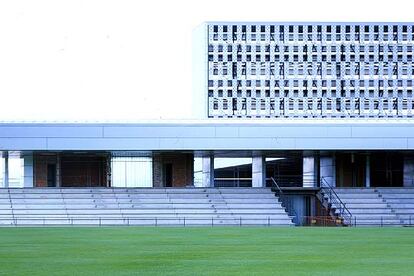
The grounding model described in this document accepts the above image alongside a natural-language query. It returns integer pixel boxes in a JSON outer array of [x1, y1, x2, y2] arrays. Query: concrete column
[[152, 154, 163, 188], [303, 156, 316, 187], [320, 154, 336, 187], [403, 156, 414, 187], [202, 156, 214, 187], [4, 152, 9, 188], [252, 156, 265, 188], [23, 153, 34, 188], [106, 156, 111, 188], [56, 154, 61, 187], [365, 155, 371, 188]]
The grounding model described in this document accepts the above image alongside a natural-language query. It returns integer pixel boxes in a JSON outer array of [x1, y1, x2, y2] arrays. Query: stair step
[[0, 188, 293, 226], [328, 188, 414, 226]]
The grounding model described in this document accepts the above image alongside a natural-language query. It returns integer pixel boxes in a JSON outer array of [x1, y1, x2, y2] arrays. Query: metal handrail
[[0, 216, 286, 227], [320, 177, 352, 226], [269, 177, 283, 195], [269, 177, 298, 224]]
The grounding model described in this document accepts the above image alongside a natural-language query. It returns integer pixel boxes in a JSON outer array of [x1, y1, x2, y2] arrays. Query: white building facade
[[198, 22, 414, 118]]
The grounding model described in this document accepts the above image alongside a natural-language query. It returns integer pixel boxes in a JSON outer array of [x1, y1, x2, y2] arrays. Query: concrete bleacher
[[0, 188, 294, 226], [331, 188, 414, 226], [331, 188, 402, 226], [375, 188, 414, 225]]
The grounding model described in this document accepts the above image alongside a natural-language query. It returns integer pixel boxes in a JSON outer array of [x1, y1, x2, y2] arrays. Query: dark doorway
[[47, 164, 56, 187], [164, 163, 173, 187], [336, 153, 366, 187], [371, 152, 403, 187]]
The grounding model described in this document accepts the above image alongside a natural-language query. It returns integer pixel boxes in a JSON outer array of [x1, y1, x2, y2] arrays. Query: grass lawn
[[0, 227, 413, 275]]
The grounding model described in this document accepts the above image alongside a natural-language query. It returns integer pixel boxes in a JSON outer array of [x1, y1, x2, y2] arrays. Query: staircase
[[375, 188, 414, 225], [0, 188, 294, 226], [332, 188, 401, 226]]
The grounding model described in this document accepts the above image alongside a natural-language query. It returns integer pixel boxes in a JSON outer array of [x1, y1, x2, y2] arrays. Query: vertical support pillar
[[202, 156, 214, 187], [4, 152, 9, 188], [403, 155, 414, 187], [23, 152, 34, 188], [303, 156, 316, 187], [320, 154, 336, 187], [152, 154, 163, 188], [186, 153, 194, 187], [252, 156, 265, 188], [106, 155, 111, 188], [56, 153, 61, 187], [365, 154, 371, 188]]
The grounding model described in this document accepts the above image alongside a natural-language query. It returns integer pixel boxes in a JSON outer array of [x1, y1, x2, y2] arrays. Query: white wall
[[111, 157, 153, 187]]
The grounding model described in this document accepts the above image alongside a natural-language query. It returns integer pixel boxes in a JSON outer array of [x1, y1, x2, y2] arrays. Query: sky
[[0, 0, 412, 121]]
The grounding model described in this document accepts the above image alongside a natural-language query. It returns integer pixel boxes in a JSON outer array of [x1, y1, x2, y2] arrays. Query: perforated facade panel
[[207, 23, 414, 118]]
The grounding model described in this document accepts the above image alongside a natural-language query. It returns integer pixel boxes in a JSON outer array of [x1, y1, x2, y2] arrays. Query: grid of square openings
[[207, 23, 414, 118]]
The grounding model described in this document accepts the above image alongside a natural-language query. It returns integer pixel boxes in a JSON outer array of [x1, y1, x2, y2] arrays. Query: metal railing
[[214, 178, 252, 188], [1, 215, 413, 227], [0, 217, 293, 227], [268, 177, 298, 225], [266, 175, 307, 187], [319, 177, 353, 226]]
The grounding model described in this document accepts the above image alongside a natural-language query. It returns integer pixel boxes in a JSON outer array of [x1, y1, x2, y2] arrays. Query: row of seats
[[329, 188, 414, 226], [0, 188, 294, 226], [376, 188, 414, 225]]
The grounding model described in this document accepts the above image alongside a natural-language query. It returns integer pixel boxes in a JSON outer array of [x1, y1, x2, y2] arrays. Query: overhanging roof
[[0, 119, 414, 151]]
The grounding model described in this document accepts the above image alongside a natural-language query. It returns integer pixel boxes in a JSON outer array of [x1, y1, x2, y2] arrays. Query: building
[[195, 22, 414, 119], [1, 22, 414, 226]]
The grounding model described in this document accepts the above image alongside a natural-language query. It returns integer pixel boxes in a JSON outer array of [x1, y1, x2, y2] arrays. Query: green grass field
[[0, 227, 413, 275]]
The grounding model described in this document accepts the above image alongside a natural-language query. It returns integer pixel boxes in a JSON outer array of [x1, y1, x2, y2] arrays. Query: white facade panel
[[1, 122, 414, 150], [111, 157, 152, 187], [205, 22, 414, 119]]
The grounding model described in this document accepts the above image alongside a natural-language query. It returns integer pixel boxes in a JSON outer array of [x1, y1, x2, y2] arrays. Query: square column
[[23, 153, 34, 188], [56, 154, 61, 187], [303, 156, 316, 187], [403, 156, 414, 187], [320, 154, 336, 187], [252, 156, 265, 188], [4, 152, 9, 188], [365, 155, 371, 188], [202, 156, 214, 187]]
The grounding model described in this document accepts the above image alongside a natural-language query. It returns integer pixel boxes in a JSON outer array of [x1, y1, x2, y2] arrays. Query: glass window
[[111, 157, 152, 187], [214, 158, 252, 187]]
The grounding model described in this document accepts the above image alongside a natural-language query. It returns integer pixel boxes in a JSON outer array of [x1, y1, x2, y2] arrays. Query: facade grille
[[207, 23, 414, 118]]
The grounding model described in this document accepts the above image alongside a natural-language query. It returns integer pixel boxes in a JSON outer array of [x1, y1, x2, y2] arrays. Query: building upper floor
[[193, 22, 414, 119]]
